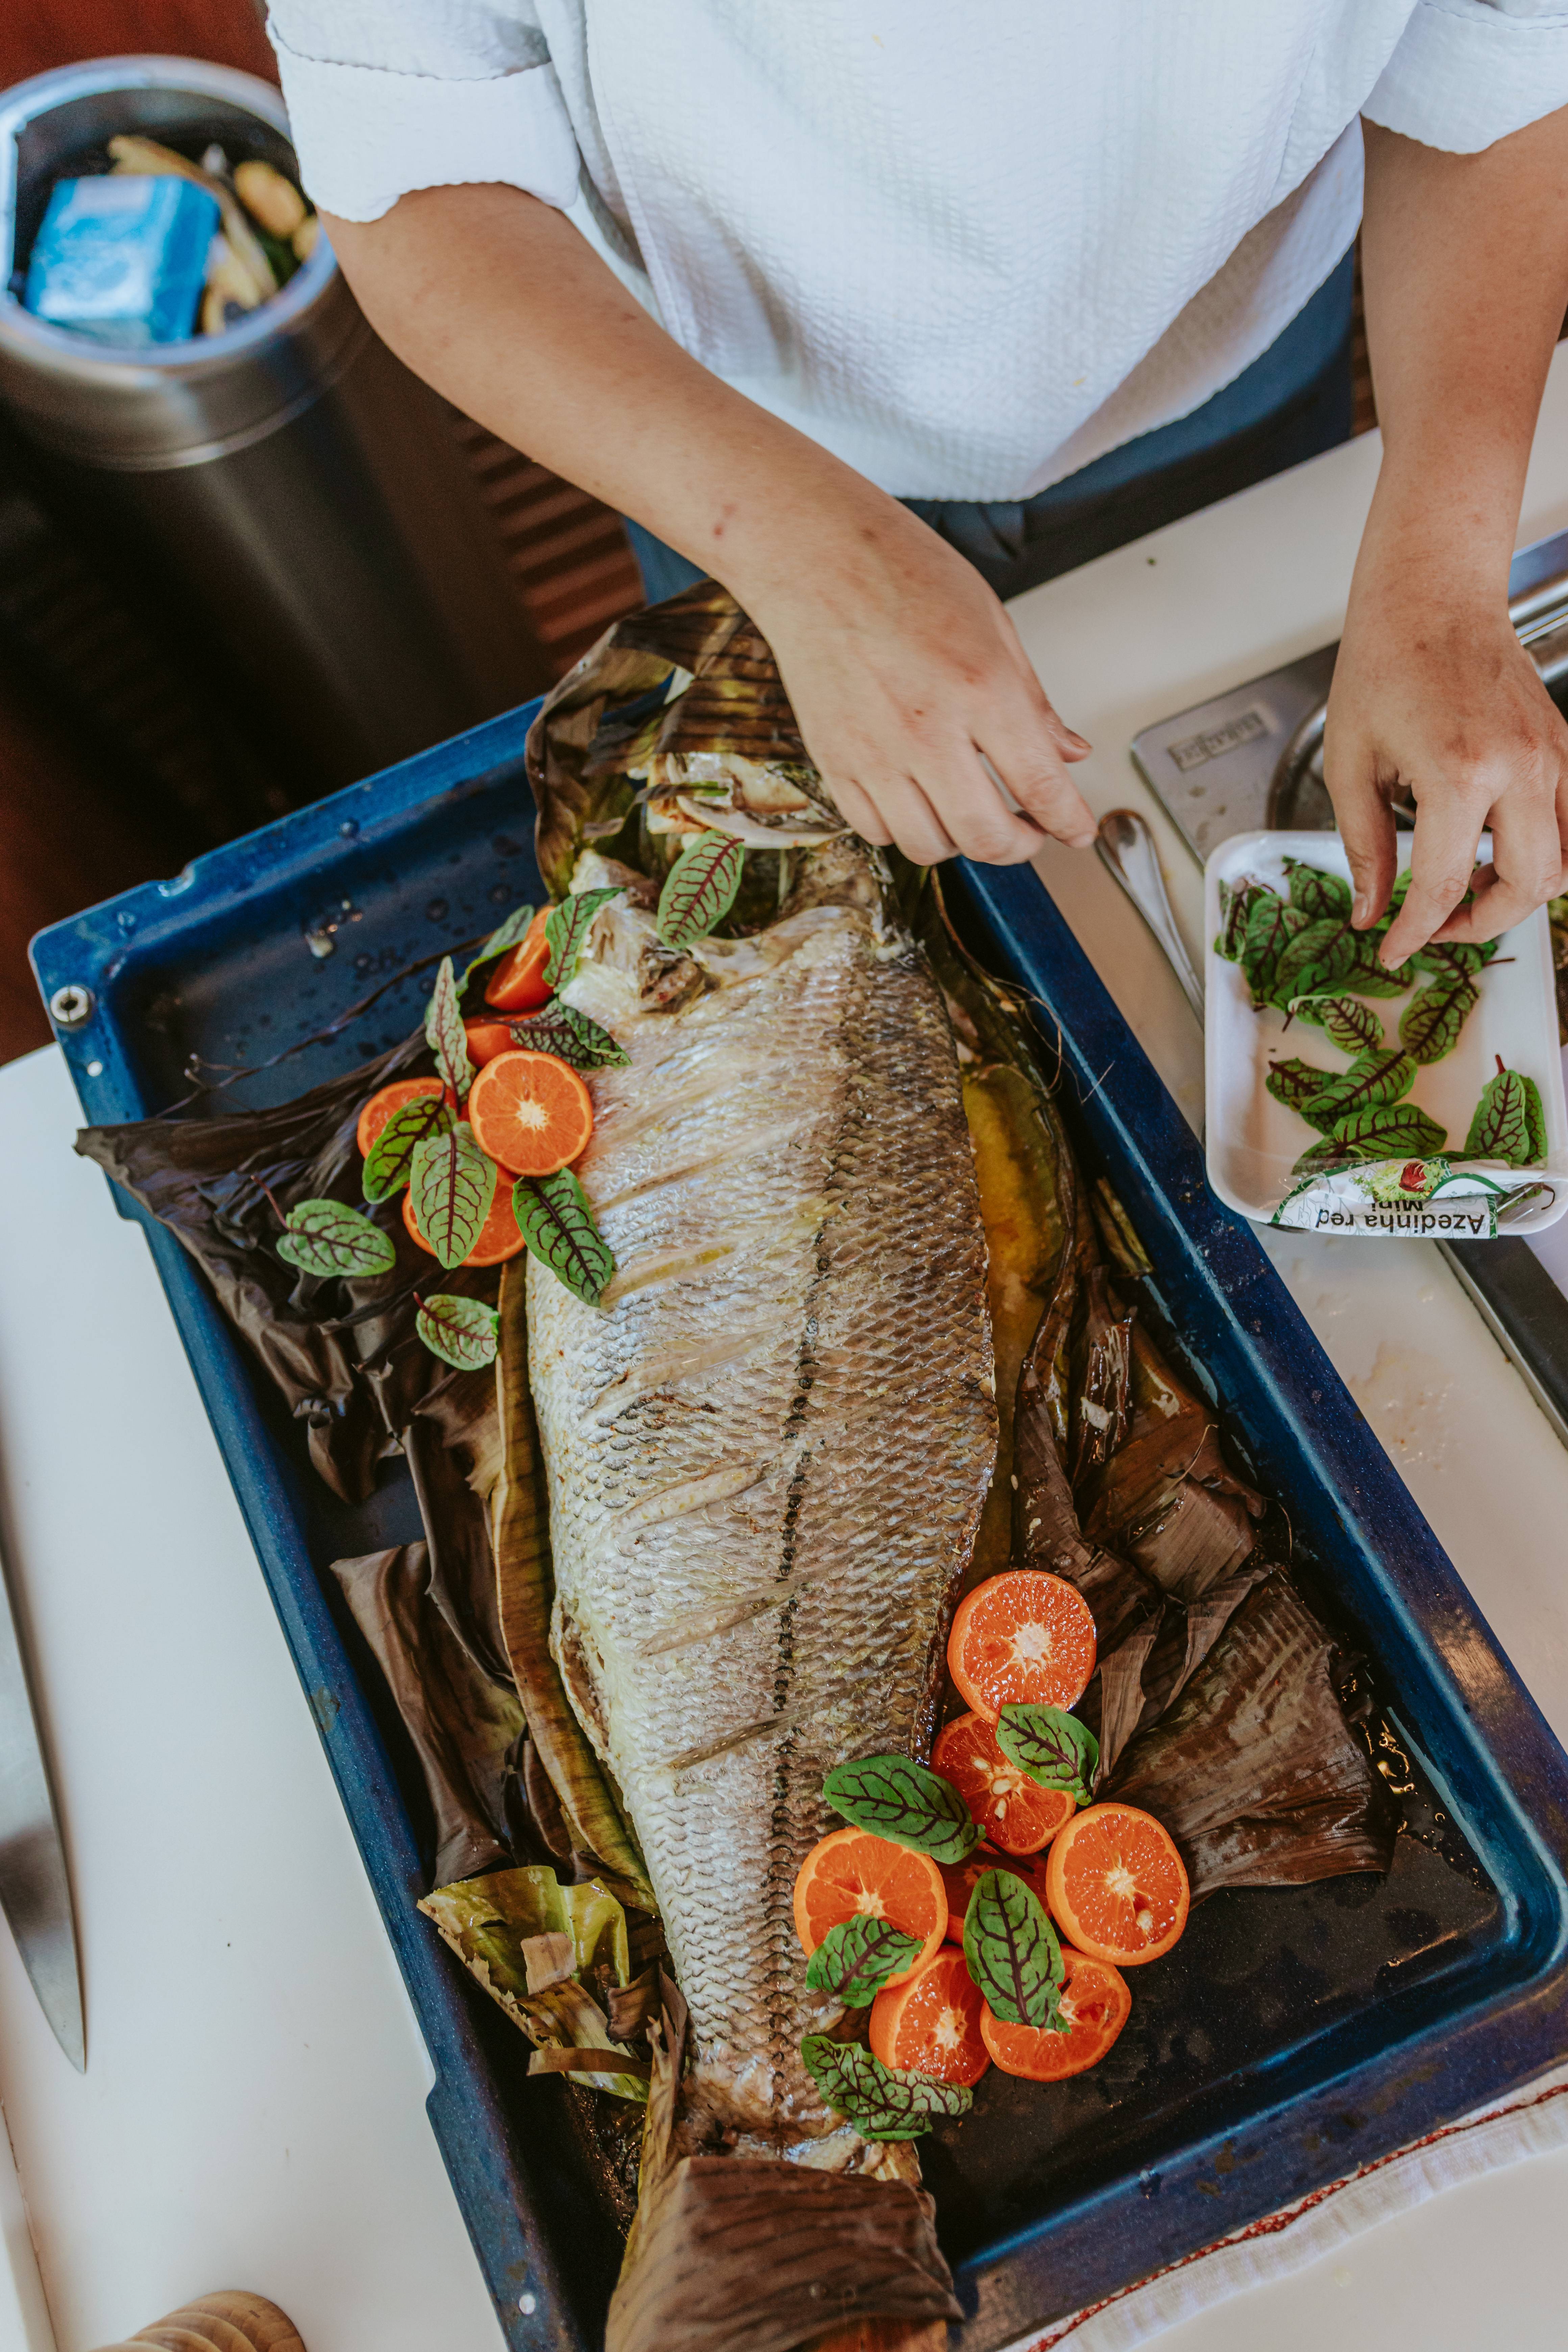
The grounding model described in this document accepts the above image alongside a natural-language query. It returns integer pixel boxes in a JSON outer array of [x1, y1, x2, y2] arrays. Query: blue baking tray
[[31, 703, 1568, 2352]]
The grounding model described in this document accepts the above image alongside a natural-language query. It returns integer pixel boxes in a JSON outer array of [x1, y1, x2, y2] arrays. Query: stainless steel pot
[[0, 56, 548, 800]]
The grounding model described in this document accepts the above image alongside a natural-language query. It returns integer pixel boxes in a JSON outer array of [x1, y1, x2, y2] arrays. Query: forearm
[[320, 183, 898, 612], [1357, 109, 1568, 595]]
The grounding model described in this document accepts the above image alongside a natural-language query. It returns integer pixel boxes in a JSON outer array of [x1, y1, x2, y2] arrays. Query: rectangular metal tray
[[31, 705, 1568, 2352]]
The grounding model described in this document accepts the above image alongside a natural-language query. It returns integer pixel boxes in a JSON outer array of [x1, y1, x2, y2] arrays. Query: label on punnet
[[1270, 1156, 1554, 1240]]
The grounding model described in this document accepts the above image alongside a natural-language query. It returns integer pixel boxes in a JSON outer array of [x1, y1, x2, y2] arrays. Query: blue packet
[[24, 174, 220, 347]]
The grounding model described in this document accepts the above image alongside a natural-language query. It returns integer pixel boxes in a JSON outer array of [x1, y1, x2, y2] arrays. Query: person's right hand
[[743, 499, 1097, 865]]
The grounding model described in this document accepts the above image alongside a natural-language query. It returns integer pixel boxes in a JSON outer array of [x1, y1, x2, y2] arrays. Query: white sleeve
[[265, 2, 580, 222], [1364, 0, 1568, 151]]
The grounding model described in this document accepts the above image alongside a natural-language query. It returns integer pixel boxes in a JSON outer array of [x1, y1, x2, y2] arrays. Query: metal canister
[[0, 56, 549, 802]]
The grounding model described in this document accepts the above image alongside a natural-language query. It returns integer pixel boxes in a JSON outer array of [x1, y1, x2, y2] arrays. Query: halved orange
[[792, 1827, 946, 1988], [467, 1049, 593, 1177], [483, 909, 551, 1012], [1043, 1803, 1189, 1967], [403, 1176, 525, 1268], [947, 1571, 1097, 1720], [981, 1944, 1131, 2080], [356, 1075, 444, 1160], [937, 1846, 1052, 1947], [932, 1711, 1077, 1855], [868, 1950, 989, 2086], [465, 1017, 517, 1068]]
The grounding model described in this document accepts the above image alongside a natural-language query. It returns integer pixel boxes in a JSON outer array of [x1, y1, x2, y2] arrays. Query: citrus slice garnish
[[792, 1827, 946, 1987], [947, 1570, 1097, 1720], [1043, 1801, 1189, 1966], [467, 1049, 594, 1177], [932, 1711, 1076, 1855], [356, 1076, 444, 1161], [483, 909, 551, 1012], [981, 1944, 1131, 2079], [868, 1949, 989, 2085]]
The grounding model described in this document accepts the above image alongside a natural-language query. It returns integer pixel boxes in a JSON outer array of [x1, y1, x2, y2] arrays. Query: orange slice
[[465, 1017, 517, 1068], [868, 1950, 989, 2086], [403, 1176, 525, 1268], [483, 909, 551, 1012], [356, 1076, 444, 1160], [981, 1944, 1131, 2080], [937, 1845, 1052, 1946], [932, 1712, 1076, 1855], [792, 1827, 946, 1988], [467, 1049, 593, 1177], [947, 1570, 1097, 1720], [1043, 1803, 1189, 1966]]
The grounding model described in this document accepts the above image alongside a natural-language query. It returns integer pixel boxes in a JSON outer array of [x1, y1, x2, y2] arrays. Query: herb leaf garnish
[[1239, 893, 1307, 1006], [508, 1002, 630, 1070], [1309, 1049, 1417, 1125], [1399, 976, 1479, 1064], [410, 1125, 497, 1269], [416, 1293, 501, 1371], [1270, 915, 1359, 1009], [277, 1197, 396, 1280], [962, 1868, 1066, 2030], [460, 901, 536, 991], [512, 1168, 615, 1306], [657, 830, 745, 948], [1283, 859, 1353, 921], [362, 1091, 457, 1202], [544, 888, 622, 990], [1266, 1058, 1335, 1117], [1287, 994, 1384, 1054], [424, 954, 473, 1099], [1329, 1102, 1448, 1159], [822, 1755, 978, 1866], [804, 1916, 921, 2007], [996, 1705, 1099, 1806], [1464, 1057, 1546, 1166], [799, 2035, 974, 2139]]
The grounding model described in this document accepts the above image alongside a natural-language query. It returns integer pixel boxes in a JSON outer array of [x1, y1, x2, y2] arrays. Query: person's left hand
[[1325, 573, 1568, 966]]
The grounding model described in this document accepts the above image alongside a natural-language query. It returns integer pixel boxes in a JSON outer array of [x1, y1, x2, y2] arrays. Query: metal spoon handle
[[1095, 808, 1204, 1022]]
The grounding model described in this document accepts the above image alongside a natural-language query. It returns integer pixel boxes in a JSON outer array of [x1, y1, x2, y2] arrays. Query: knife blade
[[0, 1516, 83, 2070]]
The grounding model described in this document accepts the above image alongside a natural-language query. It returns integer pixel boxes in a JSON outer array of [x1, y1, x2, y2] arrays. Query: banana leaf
[[420, 1865, 650, 2100]]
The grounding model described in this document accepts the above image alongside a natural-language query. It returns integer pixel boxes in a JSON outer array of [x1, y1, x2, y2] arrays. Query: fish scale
[[527, 885, 996, 2143]]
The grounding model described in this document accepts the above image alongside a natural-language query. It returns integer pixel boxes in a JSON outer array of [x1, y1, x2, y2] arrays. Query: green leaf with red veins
[[1216, 880, 1264, 963], [1308, 1049, 1417, 1125], [409, 1125, 497, 1269], [1328, 1102, 1448, 1160], [1464, 1056, 1547, 1166], [1267, 1058, 1338, 1122], [804, 1915, 921, 2007], [995, 1705, 1098, 1805], [511, 1168, 616, 1306], [962, 1867, 1065, 2029], [277, 1197, 396, 1279], [508, 1002, 629, 1070], [361, 1091, 457, 1201], [1287, 994, 1384, 1053], [544, 888, 623, 989], [1283, 859, 1353, 921], [460, 901, 536, 992], [424, 954, 473, 1098], [415, 1292, 501, 1371], [1413, 937, 1498, 981], [798, 2035, 973, 2139], [656, 830, 745, 948], [1239, 894, 1306, 1006], [1398, 976, 1479, 1064], [822, 1754, 978, 1864]]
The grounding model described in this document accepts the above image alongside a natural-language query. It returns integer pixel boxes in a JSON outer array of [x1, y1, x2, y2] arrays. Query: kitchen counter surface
[[4, 355, 1568, 2352]]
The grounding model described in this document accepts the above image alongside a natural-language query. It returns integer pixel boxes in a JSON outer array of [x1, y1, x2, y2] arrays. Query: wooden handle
[[93, 2288, 306, 2352]]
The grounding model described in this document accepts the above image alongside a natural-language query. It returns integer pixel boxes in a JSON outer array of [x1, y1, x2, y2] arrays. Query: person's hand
[[1326, 574, 1568, 965], [742, 499, 1097, 865]]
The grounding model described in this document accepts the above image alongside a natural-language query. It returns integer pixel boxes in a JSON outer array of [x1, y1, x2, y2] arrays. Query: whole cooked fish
[[527, 853, 997, 2153]]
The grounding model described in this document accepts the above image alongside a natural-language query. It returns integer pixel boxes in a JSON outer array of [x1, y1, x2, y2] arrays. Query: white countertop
[[5, 355, 1568, 2352]]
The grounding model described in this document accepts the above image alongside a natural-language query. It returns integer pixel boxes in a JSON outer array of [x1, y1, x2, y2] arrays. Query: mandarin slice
[[932, 1711, 1076, 1855], [467, 1048, 593, 1177], [981, 1944, 1131, 2080], [947, 1570, 1097, 1720], [1043, 1802, 1189, 1966], [868, 1949, 989, 2086], [356, 1075, 444, 1161], [791, 1827, 946, 1988], [483, 910, 551, 1012]]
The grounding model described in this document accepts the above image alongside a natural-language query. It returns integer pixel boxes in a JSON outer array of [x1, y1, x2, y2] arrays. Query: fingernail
[[1352, 892, 1370, 926], [1063, 729, 1092, 752]]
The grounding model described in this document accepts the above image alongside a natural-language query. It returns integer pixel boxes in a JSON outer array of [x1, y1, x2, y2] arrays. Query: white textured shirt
[[267, 3, 1568, 499]]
